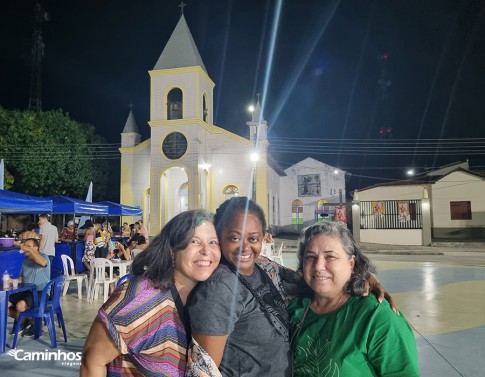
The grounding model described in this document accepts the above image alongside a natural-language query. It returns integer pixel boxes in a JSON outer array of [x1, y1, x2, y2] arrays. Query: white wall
[[432, 171, 485, 227], [267, 166, 281, 227], [361, 229, 423, 245]]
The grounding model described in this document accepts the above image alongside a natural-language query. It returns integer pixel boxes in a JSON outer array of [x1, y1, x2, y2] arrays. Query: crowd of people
[[7, 216, 150, 338], [80, 197, 420, 377]]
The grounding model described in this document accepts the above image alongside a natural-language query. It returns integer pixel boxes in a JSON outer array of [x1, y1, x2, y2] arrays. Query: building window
[[161, 132, 187, 160], [203, 94, 208, 122], [167, 88, 183, 120], [292, 199, 303, 224], [450, 201, 472, 220], [409, 202, 417, 221], [223, 185, 239, 201]]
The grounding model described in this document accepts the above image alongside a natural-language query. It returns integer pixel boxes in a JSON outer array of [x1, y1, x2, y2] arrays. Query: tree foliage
[[0, 107, 112, 198]]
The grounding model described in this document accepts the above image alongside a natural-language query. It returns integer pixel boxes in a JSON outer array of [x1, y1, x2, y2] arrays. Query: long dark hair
[[296, 221, 375, 297], [131, 209, 214, 289], [214, 196, 266, 240]]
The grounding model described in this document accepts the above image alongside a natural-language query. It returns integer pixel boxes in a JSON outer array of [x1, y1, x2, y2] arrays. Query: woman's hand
[[363, 274, 398, 313]]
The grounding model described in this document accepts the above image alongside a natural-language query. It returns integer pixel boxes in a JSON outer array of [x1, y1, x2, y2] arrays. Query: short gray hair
[[296, 221, 375, 296]]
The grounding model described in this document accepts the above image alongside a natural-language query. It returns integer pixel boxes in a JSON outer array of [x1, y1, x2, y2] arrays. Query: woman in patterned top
[[80, 209, 221, 377]]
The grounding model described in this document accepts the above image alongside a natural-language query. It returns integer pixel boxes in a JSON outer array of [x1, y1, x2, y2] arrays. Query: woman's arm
[[192, 334, 229, 367], [116, 242, 131, 260], [80, 318, 121, 377]]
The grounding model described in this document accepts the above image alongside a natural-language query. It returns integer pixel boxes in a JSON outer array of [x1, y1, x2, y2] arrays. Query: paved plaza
[[1, 240, 484, 377]]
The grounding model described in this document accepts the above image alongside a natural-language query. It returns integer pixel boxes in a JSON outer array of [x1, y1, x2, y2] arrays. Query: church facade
[[119, 15, 347, 236]]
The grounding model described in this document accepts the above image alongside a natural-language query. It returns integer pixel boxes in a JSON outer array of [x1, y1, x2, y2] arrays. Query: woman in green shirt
[[289, 221, 420, 376]]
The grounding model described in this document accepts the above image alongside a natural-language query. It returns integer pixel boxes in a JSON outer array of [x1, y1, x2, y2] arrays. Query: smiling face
[[303, 234, 355, 299], [173, 221, 221, 289], [220, 211, 264, 276]]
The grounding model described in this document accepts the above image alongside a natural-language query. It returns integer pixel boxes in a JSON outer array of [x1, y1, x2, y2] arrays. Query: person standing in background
[[137, 220, 149, 240], [82, 220, 96, 271], [94, 219, 109, 258], [38, 214, 58, 264]]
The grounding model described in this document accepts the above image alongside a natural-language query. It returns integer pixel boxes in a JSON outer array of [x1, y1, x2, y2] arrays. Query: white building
[[119, 14, 346, 235], [352, 161, 485, 245]]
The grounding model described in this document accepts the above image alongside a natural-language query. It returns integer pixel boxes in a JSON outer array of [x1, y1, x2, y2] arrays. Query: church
[[119, 13, 347, 236]]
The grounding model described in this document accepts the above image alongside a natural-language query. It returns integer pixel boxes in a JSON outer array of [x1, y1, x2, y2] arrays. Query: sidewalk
[[273, 234, 485, 255]]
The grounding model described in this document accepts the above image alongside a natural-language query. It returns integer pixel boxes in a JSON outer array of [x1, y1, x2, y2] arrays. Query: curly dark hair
[[296, 221, 375, 297], [130, 209, 215, 289], [213, 196, 266, 240]]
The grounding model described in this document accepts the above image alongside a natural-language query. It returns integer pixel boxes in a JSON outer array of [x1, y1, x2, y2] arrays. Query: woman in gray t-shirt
[[189, 197, 299, 376]]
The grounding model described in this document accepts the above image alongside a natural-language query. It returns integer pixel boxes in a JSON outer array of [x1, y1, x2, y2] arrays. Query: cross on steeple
[[129, 103, 133, 111], [178, 1, 186, 15], [256, 92, 260, 102]]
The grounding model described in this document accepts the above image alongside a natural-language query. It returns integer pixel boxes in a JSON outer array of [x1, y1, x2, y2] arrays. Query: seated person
[[121, 222, 131, 237], [19, 223, 40, 244], [126, 232, 141, 252], [8, 238, 50, 337], [60, 220, 78, 242], [111, 240, 131, 261], [264, 229, 273, 243], [130, 235, 147, 258]]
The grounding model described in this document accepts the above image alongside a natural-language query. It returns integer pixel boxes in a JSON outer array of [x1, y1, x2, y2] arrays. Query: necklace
[[312, 292, 348, 314]]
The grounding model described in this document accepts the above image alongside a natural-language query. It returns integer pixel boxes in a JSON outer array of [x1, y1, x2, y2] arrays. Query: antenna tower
[[28, 3, 49, 112]]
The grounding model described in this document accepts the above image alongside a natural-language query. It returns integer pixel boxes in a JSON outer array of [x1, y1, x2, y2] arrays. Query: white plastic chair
[[270, 243, 285, 266], [88, 258, 117, 303], [131, 248, 143, 259], [261, 242, 274, 257], [61, 254, 88, 300]]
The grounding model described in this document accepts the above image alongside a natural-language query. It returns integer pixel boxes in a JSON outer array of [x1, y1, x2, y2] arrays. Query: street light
[[250, 151, 259, 162]]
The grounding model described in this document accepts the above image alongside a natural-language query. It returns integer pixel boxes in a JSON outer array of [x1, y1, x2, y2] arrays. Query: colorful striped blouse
[[98, 276, 188, 376]]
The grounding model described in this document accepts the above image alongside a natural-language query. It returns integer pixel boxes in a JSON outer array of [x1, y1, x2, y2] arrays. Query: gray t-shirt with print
[[189, 263, 290, 376]]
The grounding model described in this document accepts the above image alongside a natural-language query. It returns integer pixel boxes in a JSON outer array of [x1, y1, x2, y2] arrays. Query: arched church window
[[167, 88, 183, 120], [179, 182, 188, 212], [203, 94, 208, 122], [292, 199, 303, 225], [223, 185, 239, 201]]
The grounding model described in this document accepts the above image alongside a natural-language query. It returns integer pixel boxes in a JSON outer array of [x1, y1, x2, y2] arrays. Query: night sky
[[1, 0, 485, 191]]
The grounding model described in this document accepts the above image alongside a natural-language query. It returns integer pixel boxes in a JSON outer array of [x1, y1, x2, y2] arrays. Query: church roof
[[153, 14, 207, 72], [122, 109, 140, 134]]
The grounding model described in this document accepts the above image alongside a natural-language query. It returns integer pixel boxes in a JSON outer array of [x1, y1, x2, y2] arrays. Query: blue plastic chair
[[116, 273, 132, 287], [12, 276, 66, 348]]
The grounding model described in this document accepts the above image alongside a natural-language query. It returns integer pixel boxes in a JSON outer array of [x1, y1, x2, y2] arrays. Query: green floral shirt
[[289, 295, 420, 376]]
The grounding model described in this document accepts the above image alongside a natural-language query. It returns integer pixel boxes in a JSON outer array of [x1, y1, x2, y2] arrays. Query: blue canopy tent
[[96, 201, 142, 216], [0, 190, 53, 278], [47, 195, 108, 215], [0, 189, 53, 213], [46, 196, 109, 276]]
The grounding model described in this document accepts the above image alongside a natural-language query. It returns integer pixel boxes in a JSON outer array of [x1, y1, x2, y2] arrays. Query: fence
[[360, 199, 423, 229]]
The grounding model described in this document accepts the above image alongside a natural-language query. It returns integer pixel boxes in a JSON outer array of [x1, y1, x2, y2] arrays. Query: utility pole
[[28, 3, 49, 112]]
